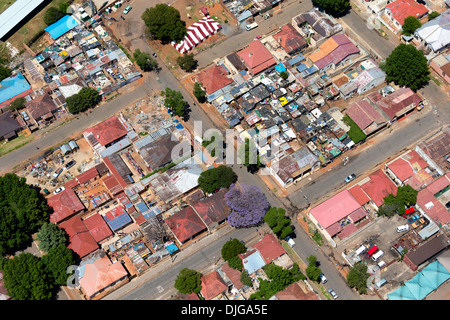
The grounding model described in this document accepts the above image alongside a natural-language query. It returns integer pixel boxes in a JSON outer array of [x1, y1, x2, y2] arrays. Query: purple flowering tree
[[225, 183, 270, 228]]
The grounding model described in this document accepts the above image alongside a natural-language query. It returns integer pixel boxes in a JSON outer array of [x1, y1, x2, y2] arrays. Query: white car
[[53, 186, 65, 194], [319, 274, 328, 284], [328, 288, 338, 299]]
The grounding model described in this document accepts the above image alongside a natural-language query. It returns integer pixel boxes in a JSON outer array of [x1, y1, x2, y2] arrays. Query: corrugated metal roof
[[0, 0, 46, 40]]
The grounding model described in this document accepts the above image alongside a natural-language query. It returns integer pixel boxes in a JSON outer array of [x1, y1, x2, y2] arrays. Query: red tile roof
[[375, 88, 421, 120], [220, 262, 244, 290], [165, 206, 207, 244], [237, 40, 277, 75], [76, 167, 99, 185], [275, 282, 318, 300], [59, 215, 99, 258], [417, 187, 450, 225], [79, 255, 128, 298], [48, 188, 85, 223], [346, 99, 385, 130], [252, 234, 286, 264], [273, 23, 308, 54], [200, 271, 228, 300], [385, 0, 429, 26], [426, 174, 450, 195], [387, 150, 428, 182], [191, 189, 230, 227], [195, 64, 234, 95], [348, 185, 371, 206], [83, 213, 113, 243], [103, 174, 123, 196], [361, 169, 397, 207], [84, 116, 127, 147]]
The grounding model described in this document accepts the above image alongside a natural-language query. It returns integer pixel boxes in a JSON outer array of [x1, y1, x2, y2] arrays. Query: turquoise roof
[[420, 260, 450, 288], [387, 286, 416, 300], [0, 72, 31, 104], [44, 15, 79, 40], [404, 273, 435, 300]]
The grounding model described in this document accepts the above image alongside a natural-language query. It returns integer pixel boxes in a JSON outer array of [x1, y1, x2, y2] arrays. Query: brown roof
[[195, 64, 234, 95], [273, 23, 308, 54], [76, 167, 99, 185], [405, 235, 448, 268], [275, 282, 318, 300], [0, 111, 21, 139], [200, 271, 228, 300], [252, 233, 286, 264], [165, 206, 207, 244], [440, 62, 450, 76], [25, 93, 58, 121], [47, 188, 85, 223], [191, 189, 229, 227]]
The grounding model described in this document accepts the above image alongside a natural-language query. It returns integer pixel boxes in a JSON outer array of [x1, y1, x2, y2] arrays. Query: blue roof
[[103, 211, 132, 231], [287, 54, 305, 66], [166, 243, 178, 254], [44, 15, 79, 40], [0, 72, 31, 104], [243, 250, 266, 274], [275, 63, 286, 73], [296, 64, 307, 72]]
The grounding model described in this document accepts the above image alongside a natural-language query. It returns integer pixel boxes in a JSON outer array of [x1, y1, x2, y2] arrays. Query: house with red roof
[[345, 99, 388, 135], [165, 205, 208, 245], [309, 189, 370, 245], [47, 188, 85, 224], [191, 189, 230, 229], [83, 115, 128, 154], [237, 40, 277, 75], [194, 64, 234, 95], [75, 167, 99, 185], [274, 282, 318, 300], [102, 174, 124, 196], [252, 234, 286, 264], [83, 213, 113, 243], [78, 252, 128, 299], [59, 215, 99, 259], [200, 270, 228, 300], [416, 174, 450, 226], [382, 0, 429, 33], [272, 23, 308, 55], [360, 169, 397, 208], [385, 150, 433, 190]]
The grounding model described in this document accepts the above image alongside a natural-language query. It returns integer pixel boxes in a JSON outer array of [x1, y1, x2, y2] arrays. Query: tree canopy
[[161, 88, 187, 117], [264, 207, 293, 240], [9, 97, 26, 111], [44, 7, 65, 26], [0, 65, 11, 82], [35, 222, 68, 253], [224, 184, 270, 228], [197, 165, 237, 194], [141, 4, 187, 43], [193, 82, 206, 103], [177, 54, 198, 72], [41, 244, 76, 286], [378, 185, 418, 217], [133, 49, 158, 72], [402, 16, 422, 36], [347, 263, 370, 294], [221, 238, 246, 262], [312, 0, 350, 16], [305, 255, 322, 282], [0, 173, 51, 255], [382, 44, 429, 91], [66, 87, 100, 114], [174, 268, 202, 295]]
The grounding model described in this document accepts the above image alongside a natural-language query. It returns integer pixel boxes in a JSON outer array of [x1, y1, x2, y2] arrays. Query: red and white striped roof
[[172, 16, 221, 54]]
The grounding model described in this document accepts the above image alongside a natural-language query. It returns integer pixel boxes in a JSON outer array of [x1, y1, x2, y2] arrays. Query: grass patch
[[430, 76, 441, 86], [0, 132, 34, 157], [343, 115, 367, 144]]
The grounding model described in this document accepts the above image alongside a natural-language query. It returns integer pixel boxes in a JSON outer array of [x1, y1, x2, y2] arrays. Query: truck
[[245, 22, 258, 31], [407, 214, 420, 224]]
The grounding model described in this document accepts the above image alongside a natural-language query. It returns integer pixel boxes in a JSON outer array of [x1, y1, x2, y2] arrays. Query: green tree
[[141, 4, 187, 43], [202, 132, 221, 157], [427, 11, 440, 21], [174, 268, 202, 294], [378, 185, 418, 217], [305, 255, 322, 282], [0, 173, 51, 255], [396, 185, 418, 207], [312, 0, 350, 16], [44, 7, 65, 26], [402, 16, 422, 36], [221, 238, 246, 262], [66, 87, 100, 114], [347, 263, 370, 294], [238, 138, 263, 173], [279, 71, 288, 80], [228, 255, 243, 271], [0, 65, 11, 82], [193, 82, 206, 103], [133, 49, 158, 72], [35, 222, 68, 253], [41, 244, 76, 286], [240, 270, 253, 287], [382, 44, 429, 91], [59, 1, 71, 13], [197, 165, 237, 194], [177, 53, 198, 72], [161, 88, 187, 117], [1, 252, 54, 300], [264, 207, 293, 239], [9, 97, 26, 111]]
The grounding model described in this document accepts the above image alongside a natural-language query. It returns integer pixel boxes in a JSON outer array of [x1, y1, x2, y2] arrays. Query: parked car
[[245, 22, 258, 31], [65, 160, 76, 169], [53, 186, 65, 194], [123, 5, 132, 14], [286, 236, 295, 248], [345, 173, 356, 183], [396, 224, 410, 233], [52, 168, 63, 178], [319, 273, 328, 284], [412, 218, 426, 229], [328, 288, 338, 299], [407, 214, 420, 224]]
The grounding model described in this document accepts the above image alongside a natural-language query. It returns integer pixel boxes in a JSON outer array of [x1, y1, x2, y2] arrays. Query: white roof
[[415, 10, 450, 52], [0, 0, 46, 40]]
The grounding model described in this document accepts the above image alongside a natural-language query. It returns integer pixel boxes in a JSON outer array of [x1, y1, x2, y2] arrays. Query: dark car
[[65, 160, 76, 169]]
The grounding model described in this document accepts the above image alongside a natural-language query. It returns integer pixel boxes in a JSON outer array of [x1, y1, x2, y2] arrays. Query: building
[[47, 188, 85, 224], [252, 234, 287, 265], [307, 34, 360, 72], [272, 23, 308, 56], [191, 189, 230, 229], [83, 115, 129, 154], [59, 215, 99, 259], [345, 99, 388, 135], [0, 73, 33, 110], [416, 173, 450, 226], [360, 169, 397, 208], [25, 93, 59, 124], [403, 234, 449, 271], [430, 54, 450, 85], [237, 40, 277, 75], [165, 205, 208, 245], [414, 9, 450, 53], [195, 64, 234, 96], [83, 213, 113, 243], [200, 271, 229, 300], [273, 282, 318, 300], [0, 0, 46, 40], [381, 0, 429, 33], [78, 252, 128, 299], [0, 111, 21, 141], [44, 15, 79, 41], [415, 126, 450, 175]]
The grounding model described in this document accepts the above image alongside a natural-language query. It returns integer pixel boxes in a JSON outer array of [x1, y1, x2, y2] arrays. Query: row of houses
[[0, 8, 141, 133]]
